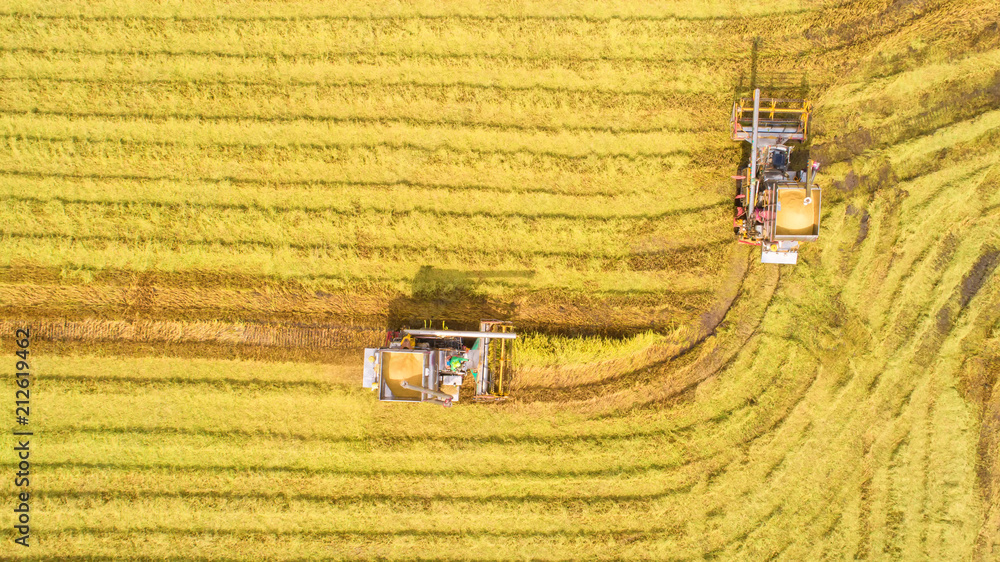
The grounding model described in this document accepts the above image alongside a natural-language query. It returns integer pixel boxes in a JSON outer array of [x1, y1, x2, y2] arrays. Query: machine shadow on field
[[384, 266, 534, 333]]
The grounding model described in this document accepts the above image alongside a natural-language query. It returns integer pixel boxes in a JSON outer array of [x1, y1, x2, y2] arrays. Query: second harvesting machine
[[363, 320, 516, 407], [730, 88, 822, 265]]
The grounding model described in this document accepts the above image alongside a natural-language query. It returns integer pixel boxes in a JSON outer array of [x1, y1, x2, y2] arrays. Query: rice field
[[1, 0, 999, 559]]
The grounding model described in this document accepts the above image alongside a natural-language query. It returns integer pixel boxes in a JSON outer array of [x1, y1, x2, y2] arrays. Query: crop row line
[[0, 65, 748, 100], [41, 373, 340, 392], [0, 10, 815, 23], [15, 456, 695, 479], [40, 421, 699, 448], [0, 262, 400, 290], [0, 76, 722, 106], [26, 525, 689, 541], [0, 106, 709, 135], [0, 73, 722, 97], [3, 133, 699, 162], [0, 316, 380, 346], [4, 194, 726, 223], [0, 169, 649, 197], [0, 265, 568, 297], [0, 264, 683, 300], [0, 45, 766, 65], [37, 489, 693, 506], [0, 231, 728, 268]]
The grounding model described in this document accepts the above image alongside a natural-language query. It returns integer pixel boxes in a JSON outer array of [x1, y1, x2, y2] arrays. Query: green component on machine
[[361, 320, 517, 407]]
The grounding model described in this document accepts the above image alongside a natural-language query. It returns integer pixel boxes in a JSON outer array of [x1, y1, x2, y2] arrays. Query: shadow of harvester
[[385, 266, 534, 332]]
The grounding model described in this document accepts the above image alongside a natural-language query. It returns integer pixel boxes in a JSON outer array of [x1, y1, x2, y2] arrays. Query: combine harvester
[[362, 321, 516, 407], [731, 88, 822, 264]]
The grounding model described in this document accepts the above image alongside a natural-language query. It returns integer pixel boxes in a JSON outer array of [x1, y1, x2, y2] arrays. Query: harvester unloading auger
[[362, 320, 516, 407], [731, 88, 821, 264]]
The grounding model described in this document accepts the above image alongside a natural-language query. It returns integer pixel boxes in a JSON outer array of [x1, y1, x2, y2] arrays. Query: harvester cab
[[731, 88, 821, 265], [362, 320, 516, 406]]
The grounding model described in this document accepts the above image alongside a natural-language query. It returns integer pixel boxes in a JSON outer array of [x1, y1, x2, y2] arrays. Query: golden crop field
[[1, 0, 999, 559]]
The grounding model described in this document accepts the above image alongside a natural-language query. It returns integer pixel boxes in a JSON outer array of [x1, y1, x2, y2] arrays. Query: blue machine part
[[770, 148, 788, 170]]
